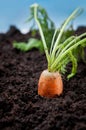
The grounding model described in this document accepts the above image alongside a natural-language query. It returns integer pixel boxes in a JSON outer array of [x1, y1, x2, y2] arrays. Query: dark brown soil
[[0, 26, 86, 130]]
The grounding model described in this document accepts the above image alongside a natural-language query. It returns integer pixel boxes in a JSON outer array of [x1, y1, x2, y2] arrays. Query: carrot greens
[[13, 4, 73, 53], [32, 3, 86, 79], [13, 38, 44, 52]]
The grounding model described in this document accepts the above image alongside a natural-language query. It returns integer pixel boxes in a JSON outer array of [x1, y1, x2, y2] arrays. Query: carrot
[[31, 4, 86, 98], [38, 70, 63, 97]]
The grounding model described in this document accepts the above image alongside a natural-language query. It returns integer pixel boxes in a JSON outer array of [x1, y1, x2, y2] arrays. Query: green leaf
[[67, 51, 77, 79], [13, 38, 44, 52]]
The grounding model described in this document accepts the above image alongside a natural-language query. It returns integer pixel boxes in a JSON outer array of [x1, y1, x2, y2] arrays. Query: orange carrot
[[38, 70, 63, 98]]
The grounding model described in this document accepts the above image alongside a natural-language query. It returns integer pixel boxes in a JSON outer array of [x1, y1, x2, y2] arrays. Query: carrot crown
[[30, 3, 86, 79]]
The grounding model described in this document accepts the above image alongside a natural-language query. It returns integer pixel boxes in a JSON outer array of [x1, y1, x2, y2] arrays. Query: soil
[[0, 26, 86, 130]]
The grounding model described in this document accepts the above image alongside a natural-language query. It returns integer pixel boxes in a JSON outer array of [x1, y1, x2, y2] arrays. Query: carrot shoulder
[[38, 70, 63, 98]]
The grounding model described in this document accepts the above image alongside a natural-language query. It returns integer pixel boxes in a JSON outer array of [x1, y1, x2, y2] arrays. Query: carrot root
[[38, 69, 63, 98]]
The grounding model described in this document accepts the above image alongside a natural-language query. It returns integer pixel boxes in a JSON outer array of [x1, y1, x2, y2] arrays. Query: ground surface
[[0, 26, 86, 130]]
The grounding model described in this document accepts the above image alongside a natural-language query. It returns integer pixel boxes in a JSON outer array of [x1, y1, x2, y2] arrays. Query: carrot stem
[[33, 4, 50, 64]]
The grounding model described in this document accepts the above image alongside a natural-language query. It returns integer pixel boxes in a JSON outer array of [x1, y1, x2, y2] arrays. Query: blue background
[[0, 0, 86, 33]]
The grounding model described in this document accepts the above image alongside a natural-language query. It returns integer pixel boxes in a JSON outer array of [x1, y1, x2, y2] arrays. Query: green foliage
[[13, 4, 74, 53], [13, 38, 44, 52], [32, 4, 86, 79], [73, 45, 86, 63], [13, 4, 86, 80], [27, 4, 55, 50]]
